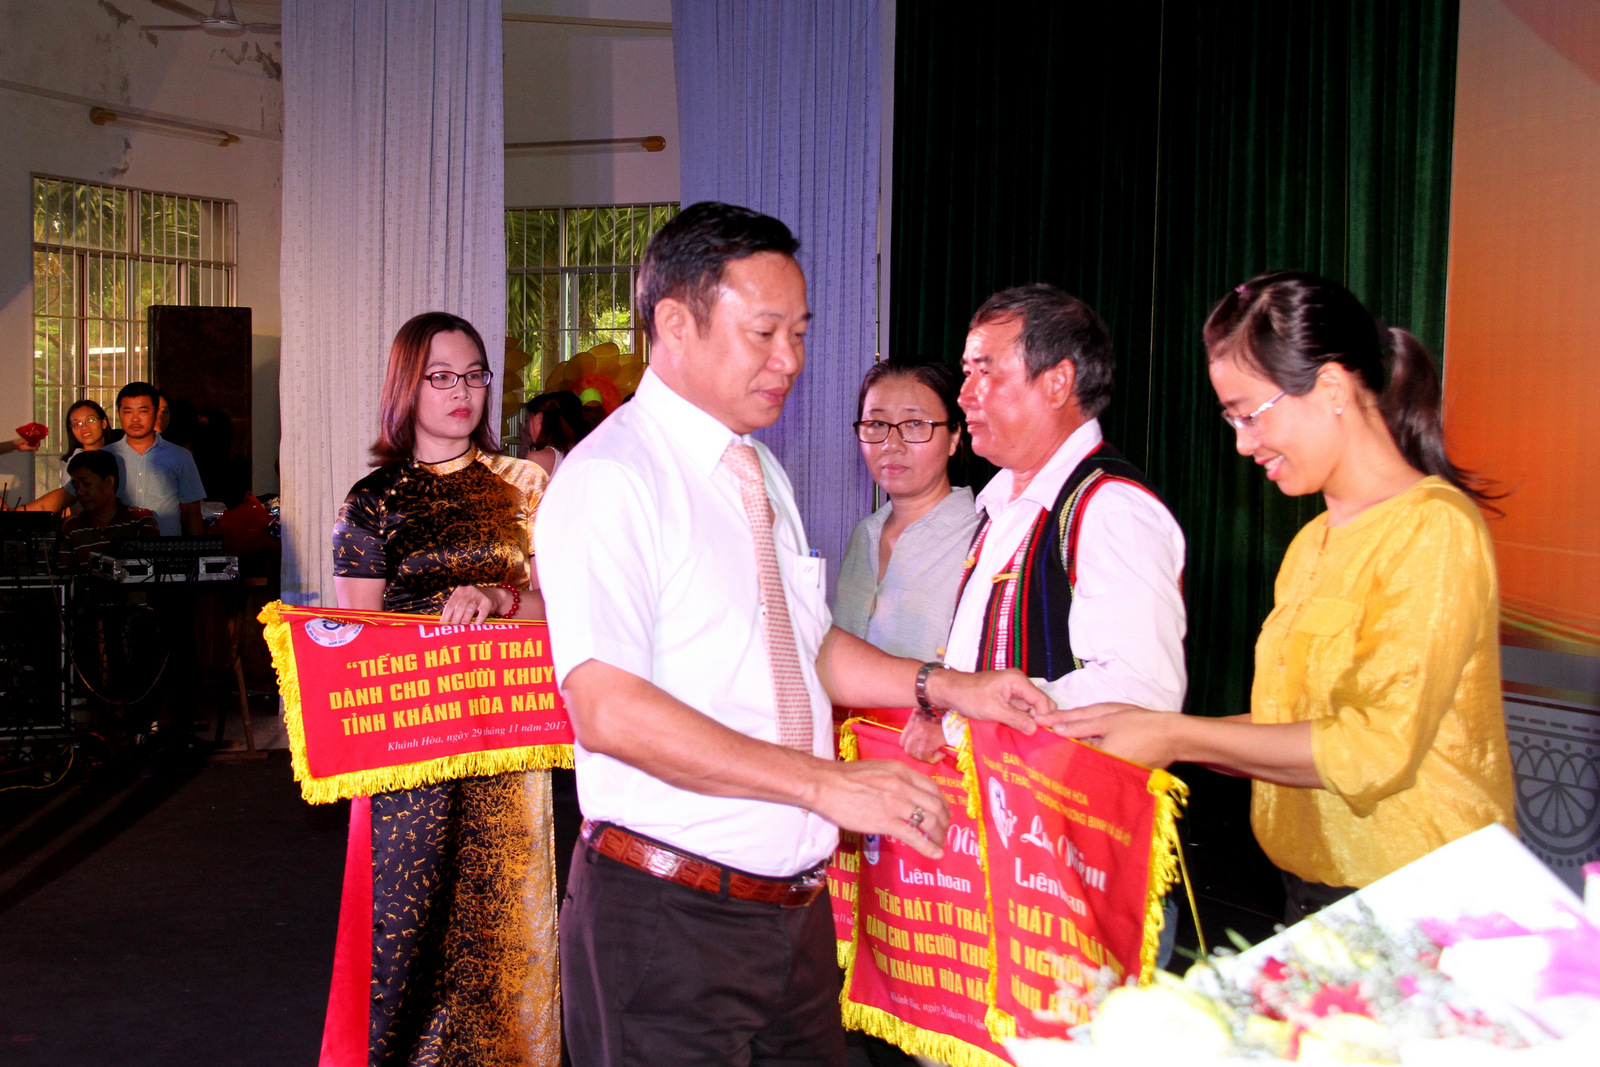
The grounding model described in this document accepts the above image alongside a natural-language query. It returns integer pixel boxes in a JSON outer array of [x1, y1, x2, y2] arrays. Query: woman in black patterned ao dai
[[321, 312, 559, 1067]]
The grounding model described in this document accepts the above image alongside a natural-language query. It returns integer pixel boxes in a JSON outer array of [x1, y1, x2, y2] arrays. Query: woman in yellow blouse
[[1047, 271, 1516, 921]]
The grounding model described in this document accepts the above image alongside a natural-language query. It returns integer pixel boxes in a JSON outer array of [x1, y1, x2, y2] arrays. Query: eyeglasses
[[422, 369, 493, 390], [1220, 390, 1286, 432], [69, 417, 105, 428], [854, 419, 954, 444]]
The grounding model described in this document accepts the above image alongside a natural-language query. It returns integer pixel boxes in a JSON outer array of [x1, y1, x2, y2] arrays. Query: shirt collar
[[870, 485, 975, 533], [634, 368, 752, 477], [973, 418, 1103, 515], [935, 485, 977, 525], [414, 445, 478, 476], [112, 433, 166, 455]]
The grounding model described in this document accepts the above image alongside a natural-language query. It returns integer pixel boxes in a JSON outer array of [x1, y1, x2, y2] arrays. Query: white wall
[[0, 0, 283, 499], [0, 1, 677, 503], [502, 0, 679, 207]]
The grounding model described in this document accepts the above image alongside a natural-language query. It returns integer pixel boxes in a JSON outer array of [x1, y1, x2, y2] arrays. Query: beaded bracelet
[[497, 583, 521, 618]]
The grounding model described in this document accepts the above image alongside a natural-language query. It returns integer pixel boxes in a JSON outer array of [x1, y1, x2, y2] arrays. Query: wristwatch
[[914, 661, 950, 717]]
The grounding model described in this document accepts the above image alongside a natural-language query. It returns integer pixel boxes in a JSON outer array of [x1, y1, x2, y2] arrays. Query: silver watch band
[[914, 661, 948, 713]]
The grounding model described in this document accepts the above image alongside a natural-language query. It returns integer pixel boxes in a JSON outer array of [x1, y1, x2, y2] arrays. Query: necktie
[[723, 442, 814, 752]]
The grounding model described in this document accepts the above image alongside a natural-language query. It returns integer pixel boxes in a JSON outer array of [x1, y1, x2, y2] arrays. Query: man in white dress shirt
[[908, 283, 1186, 749], [907, 285, 1188, 967], [535, 203, 1051, 1067]]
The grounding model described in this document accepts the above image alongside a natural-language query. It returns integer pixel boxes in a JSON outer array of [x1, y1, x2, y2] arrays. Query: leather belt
[[581, 820, 826, 908]]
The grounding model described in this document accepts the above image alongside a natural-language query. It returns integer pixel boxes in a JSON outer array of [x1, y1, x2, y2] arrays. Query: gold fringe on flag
[[257, 601, 573, 804], [834, 718, 1010, 1067], [835, 720, 865, 971], [1139, 768, 1190, 981], [953, 718, 981, 820], [962, 718, 1019, 1046], [840, 997, 1012, 1067], [837, 719, 861, 763]]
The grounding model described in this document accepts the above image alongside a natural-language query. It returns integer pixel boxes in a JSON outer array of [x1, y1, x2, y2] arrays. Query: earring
[[1335, 406, 1344, 416]]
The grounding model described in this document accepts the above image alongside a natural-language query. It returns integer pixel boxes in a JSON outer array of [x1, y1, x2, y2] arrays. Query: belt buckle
[[779, 868, 826, 908]]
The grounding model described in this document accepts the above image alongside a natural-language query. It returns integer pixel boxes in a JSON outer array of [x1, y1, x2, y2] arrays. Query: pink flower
[[1536, 912, 1600, 1000], [1420, 913, 1530, 947], [1308, 984, 1370, 1019]]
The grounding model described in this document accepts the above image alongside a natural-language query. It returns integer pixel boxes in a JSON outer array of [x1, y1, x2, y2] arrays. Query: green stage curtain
[[890, 0, 1458, 719]]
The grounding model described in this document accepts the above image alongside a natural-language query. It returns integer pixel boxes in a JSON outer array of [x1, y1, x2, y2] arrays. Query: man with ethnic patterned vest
[[903, 284, 1187, 763]]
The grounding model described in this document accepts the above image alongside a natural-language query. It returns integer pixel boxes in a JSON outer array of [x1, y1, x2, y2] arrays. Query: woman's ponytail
[[1380, 329, 1446, 484], [1381, 328, 1497, 509]]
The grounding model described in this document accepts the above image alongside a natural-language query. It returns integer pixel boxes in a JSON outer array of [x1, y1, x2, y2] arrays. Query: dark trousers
[[1281, 870, 1357, 925], [560, 840, 847, 1067]]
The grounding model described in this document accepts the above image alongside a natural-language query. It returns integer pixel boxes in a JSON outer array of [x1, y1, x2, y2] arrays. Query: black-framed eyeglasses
[[853, 419, 955, 444], [423, 369, 493, 390], [1220, 390, 1286, 432]]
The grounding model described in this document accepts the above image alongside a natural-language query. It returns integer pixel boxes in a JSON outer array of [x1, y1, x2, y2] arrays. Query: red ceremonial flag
[[828, 708, 916, 952], [838, 719, 1012, 1067], [827, 832, 861, 958], [965, 718, 1186, 1040], [258, 602, 573, 802]]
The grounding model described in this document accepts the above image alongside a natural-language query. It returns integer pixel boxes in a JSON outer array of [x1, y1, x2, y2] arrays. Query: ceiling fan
[[142, 0, 280, 38]]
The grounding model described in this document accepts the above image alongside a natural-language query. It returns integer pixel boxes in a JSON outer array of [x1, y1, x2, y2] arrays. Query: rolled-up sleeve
[[1311, 502, 1491, 816], [535, 460, 660, 687]]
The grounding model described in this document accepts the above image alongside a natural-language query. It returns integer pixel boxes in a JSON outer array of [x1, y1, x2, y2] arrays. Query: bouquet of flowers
[[1007, 826, 1600, 1065]]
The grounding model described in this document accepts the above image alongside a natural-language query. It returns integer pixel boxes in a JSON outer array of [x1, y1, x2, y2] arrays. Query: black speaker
[[0, 583, 69, 741], [148, 305, 254, 502]]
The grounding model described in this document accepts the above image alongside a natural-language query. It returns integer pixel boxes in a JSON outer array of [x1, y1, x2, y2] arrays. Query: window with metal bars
[[504, 203, 678, 400], [31, 175, 237, 458]]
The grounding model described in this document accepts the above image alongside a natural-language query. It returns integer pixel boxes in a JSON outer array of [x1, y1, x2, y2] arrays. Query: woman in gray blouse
[[833, 362, 980, 662]]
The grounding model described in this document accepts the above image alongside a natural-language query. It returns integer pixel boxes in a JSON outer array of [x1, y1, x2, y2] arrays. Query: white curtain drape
[[279, 0, 505, 604], [671, 0, 883, 596]]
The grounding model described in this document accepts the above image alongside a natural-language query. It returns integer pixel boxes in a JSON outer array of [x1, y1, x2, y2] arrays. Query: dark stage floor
[[0, 732, 1281, 1067], [1164, 762, 1286, 965], [0, 744, 348, 1067]]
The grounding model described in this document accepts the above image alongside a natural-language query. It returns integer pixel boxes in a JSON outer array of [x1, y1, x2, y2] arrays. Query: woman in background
[[518, 390, 583, 478], [23, 398, 115, 514], [834, 362, 979, 663], [834, 361, 975, 1067], [325, 312, 560, 1065], [1049, 272, 1515, 922]]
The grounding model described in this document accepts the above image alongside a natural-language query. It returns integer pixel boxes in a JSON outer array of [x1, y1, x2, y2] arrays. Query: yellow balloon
[[548, 361, 580, 392], [504, 339, 532, 375]]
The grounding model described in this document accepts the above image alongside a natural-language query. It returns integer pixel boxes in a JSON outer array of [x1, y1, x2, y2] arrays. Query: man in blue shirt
[[103, 382, 205, 536]]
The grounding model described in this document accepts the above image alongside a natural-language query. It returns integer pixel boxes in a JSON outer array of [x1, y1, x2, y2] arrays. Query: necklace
[[414, 444, 473, 468]]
